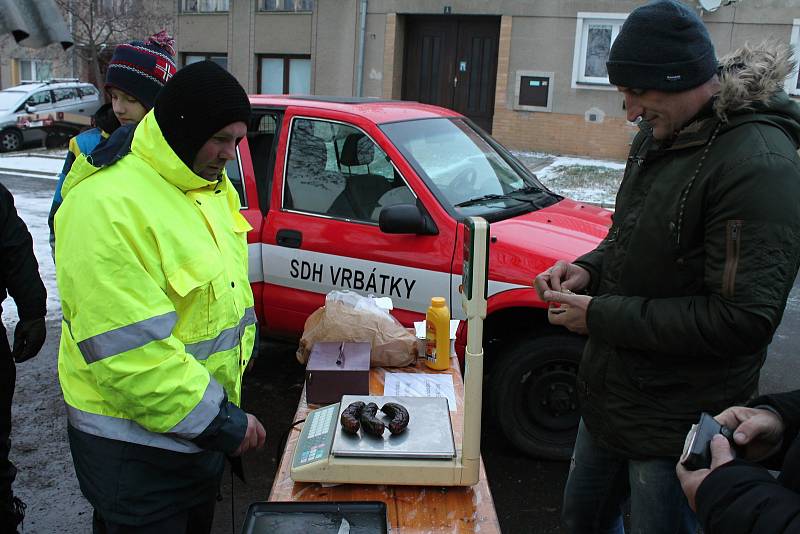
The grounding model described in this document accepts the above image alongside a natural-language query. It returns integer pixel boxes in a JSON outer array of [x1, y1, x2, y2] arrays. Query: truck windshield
[[380, 117, 559, 216]]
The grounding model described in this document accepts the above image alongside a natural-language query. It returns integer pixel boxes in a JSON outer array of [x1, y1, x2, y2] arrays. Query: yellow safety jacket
[[56, 110, 255, 454]]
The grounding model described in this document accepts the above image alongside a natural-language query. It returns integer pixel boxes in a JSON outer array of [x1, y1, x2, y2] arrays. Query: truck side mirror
[[25, 105, 37, 113], [379, 202, 438, 235]]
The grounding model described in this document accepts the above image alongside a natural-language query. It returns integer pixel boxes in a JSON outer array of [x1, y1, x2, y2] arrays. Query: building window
[[787, 19, 800, 96], [571, 12, 627, 89], [184, 53, 228, 71], [260, 0, 313, 11], [18, 60, 52, 83], [259, 55, 311, 94], [182, 0, 229, 13], [97, 0, 130, 15]]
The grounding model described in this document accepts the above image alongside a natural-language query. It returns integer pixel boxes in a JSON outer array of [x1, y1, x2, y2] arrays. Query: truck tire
[[0, 129, 22, 153], [490, 333, 584, 460]]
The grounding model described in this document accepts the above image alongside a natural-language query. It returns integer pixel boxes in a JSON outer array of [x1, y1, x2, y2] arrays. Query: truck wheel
[[490, 333, 584, 460], [0, 129, 22, 152]]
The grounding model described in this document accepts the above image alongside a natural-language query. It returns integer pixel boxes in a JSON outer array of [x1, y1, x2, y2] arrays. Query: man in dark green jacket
[[534, 1, 800, 533]]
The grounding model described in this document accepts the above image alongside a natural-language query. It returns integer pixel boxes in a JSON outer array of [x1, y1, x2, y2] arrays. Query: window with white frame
[[571, 12, 627, 89], [260, 0, 313, 11], [786, 19, 800, 96], [18, 60, 52, 83], [184, 53, 228, 70], [182, 0, 229, 12], [259, 55, 311, 94]]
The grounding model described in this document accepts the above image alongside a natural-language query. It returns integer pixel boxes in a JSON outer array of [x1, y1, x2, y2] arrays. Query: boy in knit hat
[[534, 1, 800, 532], [55, 60, 264, 533], [48, 30, 176, 253]]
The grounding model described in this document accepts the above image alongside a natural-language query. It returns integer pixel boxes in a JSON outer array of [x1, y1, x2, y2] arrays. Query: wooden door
[[403, 16, 499, 133]]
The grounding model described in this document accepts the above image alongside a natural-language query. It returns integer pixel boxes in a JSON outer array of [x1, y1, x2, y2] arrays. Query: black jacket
[[696, 390, 800, 533], [0, 183, 46, 354], [574, 44, 800, 458]]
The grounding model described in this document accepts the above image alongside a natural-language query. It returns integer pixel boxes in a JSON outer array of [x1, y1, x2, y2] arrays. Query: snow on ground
[[0, 148, 65, 181], [512, 151, 625, 208]]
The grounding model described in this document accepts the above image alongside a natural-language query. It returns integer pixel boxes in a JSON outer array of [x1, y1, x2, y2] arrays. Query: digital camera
[[680, 412, 737, 471]]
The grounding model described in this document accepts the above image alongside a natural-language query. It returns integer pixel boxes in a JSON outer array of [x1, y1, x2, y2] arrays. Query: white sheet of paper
[[383, 373, 457, 412], [413, 319, 460, 339]]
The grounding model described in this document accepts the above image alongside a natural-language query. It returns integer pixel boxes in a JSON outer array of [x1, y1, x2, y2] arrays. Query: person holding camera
[[677, 392, 800, 533], [534, 1, 800, 532]]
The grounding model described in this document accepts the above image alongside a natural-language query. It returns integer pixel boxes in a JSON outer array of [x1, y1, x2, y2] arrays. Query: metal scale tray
[[241, 501, 388, 534], [331, 395, 456, 459]]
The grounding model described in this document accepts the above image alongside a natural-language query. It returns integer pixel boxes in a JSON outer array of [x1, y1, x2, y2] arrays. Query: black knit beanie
[[606, 0, 717, 92], [154, 61, 251, 168]]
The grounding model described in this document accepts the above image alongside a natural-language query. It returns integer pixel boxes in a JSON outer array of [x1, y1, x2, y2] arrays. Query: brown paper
[[296, 300, 417, 367]]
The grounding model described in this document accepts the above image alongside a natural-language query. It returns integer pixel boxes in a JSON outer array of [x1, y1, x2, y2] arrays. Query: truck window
[[284, 117, 414, 222], [78, 86, 99, 99], [225, 154, 246, 208], [52, 88, 78, 103], [249, 112, 281, 213], [24, 91, 52, 108]]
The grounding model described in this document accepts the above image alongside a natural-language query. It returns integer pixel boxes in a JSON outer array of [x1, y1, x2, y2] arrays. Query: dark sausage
[[359, 402, 385, 437], [381, 402, 410, 435], [340, 401, 365, 434]]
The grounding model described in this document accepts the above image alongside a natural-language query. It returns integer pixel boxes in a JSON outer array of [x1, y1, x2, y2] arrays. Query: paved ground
[[3, 171, 800, 534]]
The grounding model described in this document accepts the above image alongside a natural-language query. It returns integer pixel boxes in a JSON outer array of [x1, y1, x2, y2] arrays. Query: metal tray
[[241, 501, 388, 534], [332, 395, 455, 459]]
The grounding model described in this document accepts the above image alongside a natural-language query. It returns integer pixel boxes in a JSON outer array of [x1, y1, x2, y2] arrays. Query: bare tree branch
[[55, 0, 169, 89]]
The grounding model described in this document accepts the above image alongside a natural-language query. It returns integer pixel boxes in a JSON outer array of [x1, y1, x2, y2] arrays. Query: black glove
[[12, 317, 46, 363]]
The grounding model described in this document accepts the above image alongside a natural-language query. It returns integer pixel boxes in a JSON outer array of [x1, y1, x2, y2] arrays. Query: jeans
[[562, 420, 697, 534]]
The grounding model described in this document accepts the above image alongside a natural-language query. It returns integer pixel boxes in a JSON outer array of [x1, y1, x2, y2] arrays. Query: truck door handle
[[276, 229, 302, 248]]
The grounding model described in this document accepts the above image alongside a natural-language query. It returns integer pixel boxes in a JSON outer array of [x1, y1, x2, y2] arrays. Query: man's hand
[[677, 434, 735, 511], [534, 261, 590, 300], [714, 406, 784, 461], [12, 317, 46, 363], [543, 291, 592, 335], [233, 413, 266, 456]]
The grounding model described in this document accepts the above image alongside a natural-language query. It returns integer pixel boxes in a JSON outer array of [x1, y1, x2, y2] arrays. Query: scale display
[[292, 403, 339, 469]]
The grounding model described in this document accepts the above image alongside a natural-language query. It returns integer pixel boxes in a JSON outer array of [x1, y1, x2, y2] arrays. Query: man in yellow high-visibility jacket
[[55, 61, 265, 533]]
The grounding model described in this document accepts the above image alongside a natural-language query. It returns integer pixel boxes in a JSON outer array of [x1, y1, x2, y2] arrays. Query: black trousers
[[0, 327, 19, 534], [92, 500, 216, 534], [0, 329, 16, 510]]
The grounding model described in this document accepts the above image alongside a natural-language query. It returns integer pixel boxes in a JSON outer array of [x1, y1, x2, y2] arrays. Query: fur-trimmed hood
[[714, 41, 799, 122]]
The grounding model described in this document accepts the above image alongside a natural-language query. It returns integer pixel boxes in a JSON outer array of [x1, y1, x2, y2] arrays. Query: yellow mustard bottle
[[425, 297, 450, 370]]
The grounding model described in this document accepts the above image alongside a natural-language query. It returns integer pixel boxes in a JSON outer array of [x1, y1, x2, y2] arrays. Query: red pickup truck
[[229, 95, 612, 459]]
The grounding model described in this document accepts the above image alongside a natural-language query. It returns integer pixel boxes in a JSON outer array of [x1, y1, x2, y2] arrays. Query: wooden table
[[269, 356, 501, 533]]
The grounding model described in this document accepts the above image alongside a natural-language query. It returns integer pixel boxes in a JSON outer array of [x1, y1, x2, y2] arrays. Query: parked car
[[0, 79, 102, 152], [232, 95, 612, 459]]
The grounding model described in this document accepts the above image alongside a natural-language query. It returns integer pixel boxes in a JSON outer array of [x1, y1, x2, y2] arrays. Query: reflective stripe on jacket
[[56, 109, 255, 453]]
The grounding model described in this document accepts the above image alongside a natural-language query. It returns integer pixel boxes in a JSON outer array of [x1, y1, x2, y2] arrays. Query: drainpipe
[[355, 0, 367, 97]]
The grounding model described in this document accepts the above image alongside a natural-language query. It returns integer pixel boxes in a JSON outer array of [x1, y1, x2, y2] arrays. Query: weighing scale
[[290, 216, 489, 486]]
